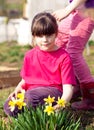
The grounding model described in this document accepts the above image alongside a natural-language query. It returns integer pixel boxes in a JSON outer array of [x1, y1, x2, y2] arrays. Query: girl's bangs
[[33, 22, 56, 36]]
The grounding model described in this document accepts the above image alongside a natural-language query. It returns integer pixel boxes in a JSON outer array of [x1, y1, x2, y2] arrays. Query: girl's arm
[[61, 84, 74, 102], [53, 0, 86, 21], [8, 79, 25, 99], [54, 84, 74, 110]]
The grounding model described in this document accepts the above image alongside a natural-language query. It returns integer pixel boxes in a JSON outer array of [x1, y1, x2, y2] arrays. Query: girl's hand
[[8, 79, 26, 99], [54, 104, 64, 112], [8, 86, 24, 99], [52, 9, 67, 21]]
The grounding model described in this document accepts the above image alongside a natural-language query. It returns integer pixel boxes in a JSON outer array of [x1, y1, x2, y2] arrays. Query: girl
[[53, 0, 94, 110], [4, 12, 76, 117]]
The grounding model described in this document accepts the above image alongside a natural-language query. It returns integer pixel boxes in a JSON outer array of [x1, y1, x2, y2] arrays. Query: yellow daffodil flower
[[56, 97, 66, 108], [17, 90, 25, 101], [44, 95, 55, 105], [8, 90, 26, 112], [8, 97, 18, 112], [44, 105, 54, 115], [16, 100, 26, 110]]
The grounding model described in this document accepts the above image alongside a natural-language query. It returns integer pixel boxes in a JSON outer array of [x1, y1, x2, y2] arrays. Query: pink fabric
[[20, 46, 76, 91], [57, 10, 94, 83], [55, 12, 74, 48]]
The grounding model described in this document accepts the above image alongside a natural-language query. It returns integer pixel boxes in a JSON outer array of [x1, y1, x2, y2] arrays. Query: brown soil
[[0, 66, 21, 89]]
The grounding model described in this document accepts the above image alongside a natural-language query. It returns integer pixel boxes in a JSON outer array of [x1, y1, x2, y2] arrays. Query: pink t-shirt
[[20, 46, 76, 91]]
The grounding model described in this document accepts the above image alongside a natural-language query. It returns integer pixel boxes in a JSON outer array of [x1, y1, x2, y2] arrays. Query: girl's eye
[[47, 34, 54, 37], [37, 35, 43, 38], [39, 36, 43, 38], [46, 34, 52, 38]]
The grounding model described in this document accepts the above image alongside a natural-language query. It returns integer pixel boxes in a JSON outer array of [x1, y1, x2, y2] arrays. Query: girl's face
[[34, 33, 58, 51]]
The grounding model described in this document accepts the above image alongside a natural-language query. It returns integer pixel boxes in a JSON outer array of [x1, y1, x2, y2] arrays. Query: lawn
[[0, 42, 32, 68], [0, 41, 94, 130]]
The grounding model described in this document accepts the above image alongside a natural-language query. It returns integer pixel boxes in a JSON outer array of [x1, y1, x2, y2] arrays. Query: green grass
[[0, 87, 14, 117], [84, 44, 94, 75], [0, 42, 32, 69]]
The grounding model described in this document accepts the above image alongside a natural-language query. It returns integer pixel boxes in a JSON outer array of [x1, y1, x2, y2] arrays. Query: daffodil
[[44, 105, 54, 115], [8, 91, 26, 112], [56, 97, 66, 108], [44, 95, 55, 105], [16, 100, 26, 110], [17, 90, 25, 101], [8, 97, 18, 112]]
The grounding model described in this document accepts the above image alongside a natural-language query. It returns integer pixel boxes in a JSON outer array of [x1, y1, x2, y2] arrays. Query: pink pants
[[56, 10, 94, 83]]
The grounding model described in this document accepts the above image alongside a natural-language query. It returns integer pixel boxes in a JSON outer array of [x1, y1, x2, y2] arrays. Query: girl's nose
[[42, 36, 48, 41]]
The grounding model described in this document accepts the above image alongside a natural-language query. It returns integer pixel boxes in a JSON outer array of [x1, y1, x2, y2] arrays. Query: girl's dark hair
[[31, 12, 58, 36]]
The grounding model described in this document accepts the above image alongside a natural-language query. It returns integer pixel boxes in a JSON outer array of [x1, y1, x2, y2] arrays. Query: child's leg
[[67, 11, 94, 110], [24, 87, 62, 108], [57, 12, 82, 99], [72, 82, 94, 110], [67, 11, 94, 83], [4, 87, 62, 117]]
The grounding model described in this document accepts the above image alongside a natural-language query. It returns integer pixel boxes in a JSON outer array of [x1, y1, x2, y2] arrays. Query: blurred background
[[0, 0, 69, 45], [0, 0, 94, 45]]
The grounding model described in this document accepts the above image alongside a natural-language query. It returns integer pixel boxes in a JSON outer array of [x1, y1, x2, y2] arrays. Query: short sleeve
[[60, 54, 76, 86]]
